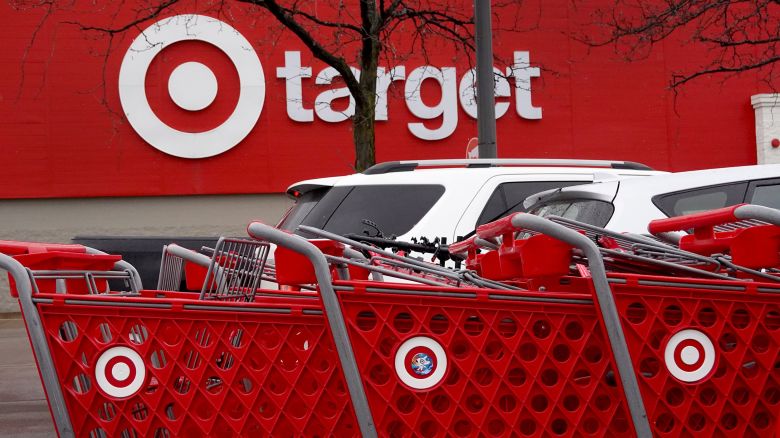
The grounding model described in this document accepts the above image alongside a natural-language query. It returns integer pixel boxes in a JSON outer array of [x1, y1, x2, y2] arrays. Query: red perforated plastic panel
[[612, 275, 780, 437], [339, 283, 634, 437], [34, 293, 359, 437]]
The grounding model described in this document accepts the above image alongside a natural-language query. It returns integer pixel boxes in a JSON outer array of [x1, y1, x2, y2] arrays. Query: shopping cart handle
[[164, 244, 212, 267], [246, 221, 377, 437], [447, 235, 477, 255], [648, 204, 745, 234], [476, 214, 517, 240]]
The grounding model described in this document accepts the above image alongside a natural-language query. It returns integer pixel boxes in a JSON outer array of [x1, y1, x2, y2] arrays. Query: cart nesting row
[[1, 204, 778, 437]]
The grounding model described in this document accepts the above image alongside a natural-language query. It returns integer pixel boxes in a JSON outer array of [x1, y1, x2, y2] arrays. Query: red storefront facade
[[1, 1, 777, 200]]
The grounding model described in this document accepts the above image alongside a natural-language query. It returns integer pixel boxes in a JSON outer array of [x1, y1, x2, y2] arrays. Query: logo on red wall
[[119, 15, 265, 159], [119, 15, 544, 159]]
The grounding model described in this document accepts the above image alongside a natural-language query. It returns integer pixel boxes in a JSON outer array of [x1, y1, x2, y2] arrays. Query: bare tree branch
[[576, 0, 780, 88]]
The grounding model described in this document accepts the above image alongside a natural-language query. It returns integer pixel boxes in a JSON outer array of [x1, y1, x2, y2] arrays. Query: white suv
[[278, 159, 664, 245], [525, 164, 780, 233]]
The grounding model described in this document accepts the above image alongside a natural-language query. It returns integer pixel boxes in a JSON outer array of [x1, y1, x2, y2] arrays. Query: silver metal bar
[[550, 215, 675, 250], [509, 214, 652, 438], [166, 244, 212, 267], [652, 231, 683, 246], [714, 256, 780, 282], [395, 158, 650, 169], [636, 279, 747, 291], [474, 237, 499, 250], [462, 272, 518, 290], [0, 254, 74, 437], [29, 270, 138, 296], [343, 247, 383, 281], [361, 287, 477, 299], [600, 248, 734, 281], [370, 256, 463, 282], [85, 246, 143, 291], [297, 225, 518, 290], [198, 238, 269, 302], [247, 223, 377, 438], [734, 204, 780, 226], [181, 304, 293, 314], [64, 300, 172, 309], [630, 245, 718, 266], [487, 293, 593, 305], [156, 244, 183, 291], [325, 255, 453, 287], [30, 270, 137, 279]]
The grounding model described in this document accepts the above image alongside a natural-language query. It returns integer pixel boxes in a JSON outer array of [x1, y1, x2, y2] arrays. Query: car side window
[[746, 178, 780, 209], [299, 185, 446, 237], [652, 182, 748, 217], [476, 181, 587, 226]]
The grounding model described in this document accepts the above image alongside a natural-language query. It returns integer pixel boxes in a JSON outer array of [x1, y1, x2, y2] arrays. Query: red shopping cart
[[0, 209, 777, 437]]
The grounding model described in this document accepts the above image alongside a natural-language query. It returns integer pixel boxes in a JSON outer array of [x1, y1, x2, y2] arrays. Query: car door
[[453, 175, 591, 239]]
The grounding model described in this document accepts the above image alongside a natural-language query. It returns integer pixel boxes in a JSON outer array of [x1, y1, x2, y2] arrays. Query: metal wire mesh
[[156, 245, 185, 291], [199, 238, 270, 302]]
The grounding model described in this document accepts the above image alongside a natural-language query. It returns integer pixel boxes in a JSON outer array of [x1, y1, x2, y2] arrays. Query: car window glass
[[530, 199, 615, 227], [299, 185, 445, 237], [477, 181, 588, 226], [749, 184, 780, 209], [277, 187, 331, 231], [296, 186, 353, 229], [653, 183, 747, 217]]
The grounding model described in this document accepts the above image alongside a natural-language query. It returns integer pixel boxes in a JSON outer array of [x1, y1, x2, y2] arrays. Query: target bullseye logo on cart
[[95, 346, 146, 398], [119, 14, 264, 159], [664, 329, 716, 383], [394, 336, 447, 390]]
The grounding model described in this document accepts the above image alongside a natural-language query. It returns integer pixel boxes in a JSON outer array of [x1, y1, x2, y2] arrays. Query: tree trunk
[[352, 0, 380, 172], [352, 90, 376, 172]]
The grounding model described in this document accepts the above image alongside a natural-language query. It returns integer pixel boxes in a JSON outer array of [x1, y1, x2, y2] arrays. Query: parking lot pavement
[[0, 318, 56, 437]]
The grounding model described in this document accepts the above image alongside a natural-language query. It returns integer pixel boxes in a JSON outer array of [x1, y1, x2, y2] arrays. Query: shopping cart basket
[[1, 210, 778, 437]]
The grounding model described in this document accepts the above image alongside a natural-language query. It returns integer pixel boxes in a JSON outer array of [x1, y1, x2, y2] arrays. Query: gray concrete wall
[[0, 194, 291, 312]]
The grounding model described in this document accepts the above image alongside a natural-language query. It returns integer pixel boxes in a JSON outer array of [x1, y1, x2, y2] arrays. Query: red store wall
[[0, 1, 775, 200]]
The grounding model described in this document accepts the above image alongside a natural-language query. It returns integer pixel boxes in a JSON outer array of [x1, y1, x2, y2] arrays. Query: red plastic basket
[[34, 291, 359, 437], [610, 274, 780, 437], [338, 281, 634, 437]]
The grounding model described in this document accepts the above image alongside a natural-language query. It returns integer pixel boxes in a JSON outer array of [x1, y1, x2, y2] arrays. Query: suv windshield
[[529, 199, 615, 227], [280, 184, 445, 237]]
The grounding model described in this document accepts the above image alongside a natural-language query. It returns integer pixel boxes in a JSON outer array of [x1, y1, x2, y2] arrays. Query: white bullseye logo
[[95, 346, 146, 398], [168, 62, 218, 111], [394, 336, 447, 390], [119, 14, 265, 159], [664, 329, 716, 383]]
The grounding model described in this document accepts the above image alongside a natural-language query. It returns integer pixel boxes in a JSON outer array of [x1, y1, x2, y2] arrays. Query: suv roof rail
[[363, 159, 653, 174]]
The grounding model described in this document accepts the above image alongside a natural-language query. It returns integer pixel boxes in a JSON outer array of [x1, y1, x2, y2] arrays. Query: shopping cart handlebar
[[733, 204, 780, 226], [648, 204, 744, 234], [163, 243, 212, 267], [447, 235, 477, 255], [649, 204, 780, 235], [0, 256, 74, 436], [246, 222, 377, 437], [506, 213, 653, 437], [476, 214, 517, 240], [85, 246, 143, 291]]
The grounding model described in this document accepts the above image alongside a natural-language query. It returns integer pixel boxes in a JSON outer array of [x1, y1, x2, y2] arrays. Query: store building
[[1, 2, 779, 310]]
